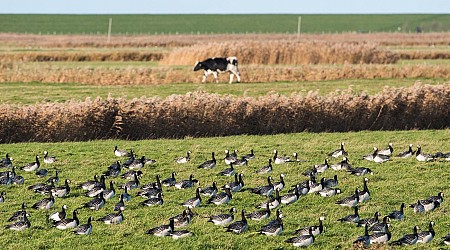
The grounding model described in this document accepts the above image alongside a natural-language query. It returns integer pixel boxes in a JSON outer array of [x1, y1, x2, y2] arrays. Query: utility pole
[[107, 18, 113, 43], [297, 16, 302, 41]]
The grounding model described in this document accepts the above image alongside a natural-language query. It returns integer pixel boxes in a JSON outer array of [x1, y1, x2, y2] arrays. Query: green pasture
[[0, 78, 446, 105], [0, 130, 449, 249], [0, 14, 449, 34]]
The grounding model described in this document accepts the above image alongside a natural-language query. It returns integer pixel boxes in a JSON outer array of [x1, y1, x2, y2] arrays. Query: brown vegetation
[[0, 83, 448, 142], [0, 51, 164, 62], [1, 63, 449, 85], [1, 33, 450, 48], [161, 41, 399, 65]]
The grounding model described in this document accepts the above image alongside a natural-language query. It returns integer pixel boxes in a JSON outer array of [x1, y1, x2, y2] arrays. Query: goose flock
[[0, 142, 449, 248]]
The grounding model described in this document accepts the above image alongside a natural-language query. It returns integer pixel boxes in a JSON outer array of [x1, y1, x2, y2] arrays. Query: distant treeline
[[1, 14, 449, 34]]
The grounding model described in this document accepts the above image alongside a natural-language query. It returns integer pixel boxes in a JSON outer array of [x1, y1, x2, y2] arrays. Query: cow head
[[193, 61, 202, 71]]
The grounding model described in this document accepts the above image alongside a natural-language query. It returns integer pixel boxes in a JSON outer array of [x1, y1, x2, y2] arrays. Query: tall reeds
[[0, 83, 448, 142]]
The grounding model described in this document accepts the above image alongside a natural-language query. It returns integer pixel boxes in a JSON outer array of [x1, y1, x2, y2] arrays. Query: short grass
[[0, 78, 446, 105], [0, 130, 449, 249], [1, 14, 449, 34]]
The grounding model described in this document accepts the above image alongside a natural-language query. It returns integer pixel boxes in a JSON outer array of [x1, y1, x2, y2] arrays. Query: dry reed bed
[[0, 51, 164, 62], [1, 33, 450, 48], [161, 41, 399, 65], [1, 64, 449, 84], [0, 83, 448, 142]]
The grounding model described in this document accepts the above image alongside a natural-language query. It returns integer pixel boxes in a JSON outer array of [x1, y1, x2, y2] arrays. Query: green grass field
[[1, 14, 449, 34], [0, 130, 449, 249], [0, 78, 446, 105]]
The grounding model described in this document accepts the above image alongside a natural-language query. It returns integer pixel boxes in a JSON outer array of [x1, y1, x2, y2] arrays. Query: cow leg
[[202, 70, 209, 83], [229, 73, 233, 84], [229, 70, 240, 83], [212, 71, 219, 83]]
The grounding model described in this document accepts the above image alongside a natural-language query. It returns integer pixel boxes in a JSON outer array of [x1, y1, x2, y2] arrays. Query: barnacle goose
[[337, 206, 360, 223], [357, 177, 370, 203], [223, 173, 244, 192], [20, 155, 40, 172], [207, 187, 232, 205], [369, 216, 391, 233], [78, 174, 99, 191], [224, 150, 237, 165], [172, 210, 193, 228], [335, 188, 359, 208], [5, 214, 31, 231], [368, 224, 391, 244], [125, 155, 146, 170], [182, 188, 202, 208], [256, 159, 273, 174], [168, 230, 194, 239], [32, 192, 55, 210], [103, 161, 122, 178], [256, 188, 281, 210], [295, 217, 325, 236], [317, 187, 341, 197], [353, 224, 370, 247], [46, 170, 60, 184], [161, 172, 177, 187], [331, 157, 352, 170], [102, 180, 115, 200], [43, 151, 56, 164], [233, 157, 248, 166], [199, 181, 218, 197], [417, 221, 435, 244], [378, 143, 393, 156], [225, 210, 248, 234], [114, 146, 130, 157], [208, 207, 237, 226], [52, 179, 71, 198], [357, 211, 380, 228], [324, 175, 338, 188], [121, 170, 143, 180], [280, 185, 301, 205], [80, 192, 106, 210], [114, 194, 126, 211], [73, 216, 93, 235], [416, 145, 434, 162], [308, 177, 325, 194], [176, 151, 191, 164], [372, 147, 390, 163], [391, 225, 419, 245], [443, 233, 450, 245], [55, 209, 79, 230], [36, 168, 48, 178], [146, 219, 174, 237], [249, 176, 274, 197], [140, 193, 164, 206], [285, 227, 315, 247], [219, 163, 235, 177], [0, 191, 5, 203], [174, 174, 198, 189], [348, 167, 373, 176], [8, 203, 28, 222], [198, 152, 216, 169], [396, 144, 415, 158], [242, 149, 255, 161], [273, 174, 286, 191], [387, 203, 405, 220], [49, 204, 68, 222], [259, 214, 283, 236], [122, 186, 131, 202], [245, 203, 271, 221], [85, 175, 106, 197], [328, 142, 348, 158], [315, 159, 330, 173], [120, 173, 140, 190], [97, 210, 124, 224], [1, 153, 13, 168], [272, 150, 290, 164]]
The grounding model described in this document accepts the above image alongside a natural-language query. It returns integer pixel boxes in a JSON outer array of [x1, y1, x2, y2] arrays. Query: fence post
[[297, 16, 302, 41], [107, 17, 113, 43]]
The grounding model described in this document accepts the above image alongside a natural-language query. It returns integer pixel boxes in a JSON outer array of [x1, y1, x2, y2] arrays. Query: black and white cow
[[193, 57, 241, 83]]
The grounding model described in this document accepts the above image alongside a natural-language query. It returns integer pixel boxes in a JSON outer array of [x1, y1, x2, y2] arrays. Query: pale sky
[[0, 0, 449, 14]]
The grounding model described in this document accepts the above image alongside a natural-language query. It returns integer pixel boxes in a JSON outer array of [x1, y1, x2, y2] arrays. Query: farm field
[[0, 13, 449, 249], [0, 130, 449, 249], [1, 14, 450, 34]]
